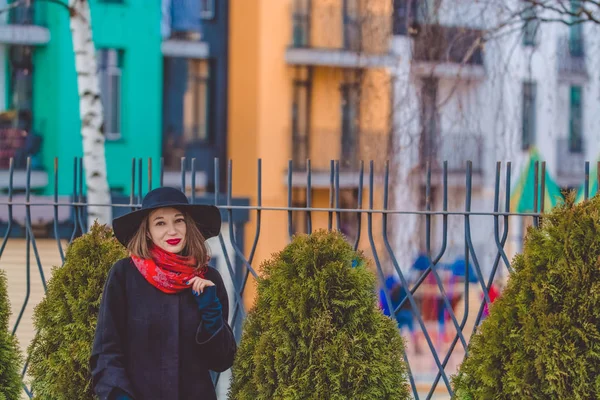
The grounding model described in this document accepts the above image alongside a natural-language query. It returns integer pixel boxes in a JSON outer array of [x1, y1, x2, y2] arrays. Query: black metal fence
[[0, 156, 596, 399]]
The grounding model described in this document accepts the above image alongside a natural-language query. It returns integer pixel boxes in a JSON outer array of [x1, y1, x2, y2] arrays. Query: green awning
[[510, 148, 564, 212]]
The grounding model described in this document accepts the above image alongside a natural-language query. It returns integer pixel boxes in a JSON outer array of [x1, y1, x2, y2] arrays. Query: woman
[[90, 187, 236, 400]]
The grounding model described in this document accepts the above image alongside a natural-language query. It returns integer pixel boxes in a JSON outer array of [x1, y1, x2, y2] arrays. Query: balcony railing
[[413, 24, 484, 66], [419, 133, 484, 173], [290, 2, 391, 55], [557, 35, 586, 78], [556, 137, 585, 179], [292, 129, 389, 173]]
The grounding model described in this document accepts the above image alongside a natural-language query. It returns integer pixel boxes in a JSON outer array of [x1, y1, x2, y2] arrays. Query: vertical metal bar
[[24, 158, 46, 291], [306, 159, 312, 233], [12, 225, 30, 336], [0, 158, 14, 258], [540, 161, 546, 214], [503, 162, 514, 274], [425, 161, 432, 255], [432, 161, 448, 264], [352, 161, 364, 251], [248, 158, 262, 264], [467, 162, 514, 346], [597, 161, 600, 198], [216, 159, 249, 328], [380, 162, 419, 399], [335, 160, 340, 230], [53, 158, 64, 263], [191, 158, 197, 204], [69, 158, 79, 243], [533, 161, 539, 227], [465, 161, 491, 308], [584, 161, 590, 200], [287, 160, 293, 240], [426, 160, 458, 400], [78, 158, 85, 233], [231, 159, 263, 332], [328, 160, 334, 230]]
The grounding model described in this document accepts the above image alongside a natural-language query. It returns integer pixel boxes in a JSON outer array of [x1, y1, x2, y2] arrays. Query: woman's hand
[[187, 277, 215, 295]]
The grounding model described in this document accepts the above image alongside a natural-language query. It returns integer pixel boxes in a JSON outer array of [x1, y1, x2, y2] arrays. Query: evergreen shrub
[[229, 230, 410, 400], [453, 195, 600, 399], [27, 223, 127, 399], [0, 268, 23, 400]]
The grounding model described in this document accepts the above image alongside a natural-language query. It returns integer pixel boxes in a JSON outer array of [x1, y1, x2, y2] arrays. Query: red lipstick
[[166, 239, 181, 245]]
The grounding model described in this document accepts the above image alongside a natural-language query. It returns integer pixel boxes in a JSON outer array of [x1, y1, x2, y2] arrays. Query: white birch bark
[[390, 37, 421, 275], [69, 0, 112, 227]]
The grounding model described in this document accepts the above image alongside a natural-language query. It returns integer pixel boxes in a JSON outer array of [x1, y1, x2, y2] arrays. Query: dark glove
[[193, 286, 224, 337]]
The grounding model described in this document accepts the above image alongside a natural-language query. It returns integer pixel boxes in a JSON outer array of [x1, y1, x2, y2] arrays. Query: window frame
[[97, 48, 123, 141], [521, 81, 537, 151], [568, 86, 583, 153]]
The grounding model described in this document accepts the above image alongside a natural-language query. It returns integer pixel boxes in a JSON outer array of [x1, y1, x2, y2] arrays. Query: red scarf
[[131, 245, 206, 294]]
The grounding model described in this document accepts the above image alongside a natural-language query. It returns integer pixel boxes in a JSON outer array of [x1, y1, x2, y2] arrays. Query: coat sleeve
[[90, 263, 136, 399], [195, 268, 237, 372]]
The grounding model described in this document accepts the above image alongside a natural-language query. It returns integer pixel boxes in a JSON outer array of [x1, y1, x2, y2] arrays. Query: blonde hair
[[127, 211, 209, 266]]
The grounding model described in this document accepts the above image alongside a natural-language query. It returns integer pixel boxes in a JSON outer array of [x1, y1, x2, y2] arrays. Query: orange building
[[228, 0, 396, 305]]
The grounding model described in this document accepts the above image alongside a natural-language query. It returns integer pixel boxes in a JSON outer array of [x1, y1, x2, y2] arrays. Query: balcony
[[557, 35, 587, 84], [416, 133, 484, 185], [556, 137, 585, 184], [0, 1, 49, 46], [411, 24, 485, 80], [161, 0, 209, 59], [288, 129, 389, 188], [286, 2, 397, 69]]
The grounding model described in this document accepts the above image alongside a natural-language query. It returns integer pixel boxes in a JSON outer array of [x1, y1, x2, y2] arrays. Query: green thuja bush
[[229, 230, 410, 400], [27, 223, 127, 400], [453, 195, 600, 399], [0, 269, 22, 400]]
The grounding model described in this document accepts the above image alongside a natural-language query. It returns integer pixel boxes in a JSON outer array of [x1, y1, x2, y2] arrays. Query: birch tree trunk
[[69, 0, 112, 227], [390, 37, 421, 275]]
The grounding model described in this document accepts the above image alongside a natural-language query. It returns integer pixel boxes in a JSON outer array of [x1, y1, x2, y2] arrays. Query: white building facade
[[389, 0, 600, 275]]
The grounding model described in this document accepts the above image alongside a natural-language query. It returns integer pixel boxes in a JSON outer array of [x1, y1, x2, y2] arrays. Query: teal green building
[[34, 0, 162, 194]]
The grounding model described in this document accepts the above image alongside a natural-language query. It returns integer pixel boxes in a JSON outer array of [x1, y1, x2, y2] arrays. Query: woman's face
[[148, 207, 187, 254]]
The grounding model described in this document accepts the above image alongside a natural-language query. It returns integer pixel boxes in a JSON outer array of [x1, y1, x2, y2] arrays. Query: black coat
[[90, 258, 237, 400]]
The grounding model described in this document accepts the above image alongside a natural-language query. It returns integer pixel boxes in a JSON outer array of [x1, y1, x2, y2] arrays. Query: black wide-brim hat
[[113, 186, 221, 247]]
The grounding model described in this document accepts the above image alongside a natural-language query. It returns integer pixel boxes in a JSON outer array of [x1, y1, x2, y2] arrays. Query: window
[[420, 78, 439, 165], [292, 68, 311, 169], [292, 0, 310, 47], [9, 46, 33, 119], [183, 60, 210, 143], [522, 4, 539, 46], [343, 0, 361, 51], [522, 82, 537, 150], [569, 86, 583, 152], [200, 0, 215, 19], [569, 1, 584, 57], [97, 49, 123, 140], [340, 82, 360, 170]]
